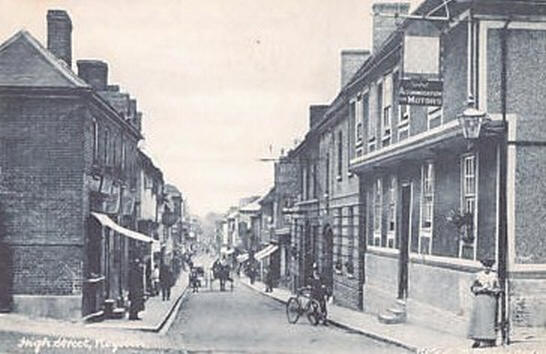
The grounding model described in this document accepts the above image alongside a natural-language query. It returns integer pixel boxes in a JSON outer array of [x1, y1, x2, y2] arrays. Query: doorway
[[398, 183, 412, 299], [322, 225, 334, 291]]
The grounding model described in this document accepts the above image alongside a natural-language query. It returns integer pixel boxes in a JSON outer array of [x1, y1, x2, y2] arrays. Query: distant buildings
[[0, 10, 186, 320]]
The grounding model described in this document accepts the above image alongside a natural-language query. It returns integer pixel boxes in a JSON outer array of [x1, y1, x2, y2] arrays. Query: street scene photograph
[[1, 0, 546, 353]]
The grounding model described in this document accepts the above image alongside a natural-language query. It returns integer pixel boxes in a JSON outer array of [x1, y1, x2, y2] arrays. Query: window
[[427, 106, 443, 129], [312, 163, 317, 199], [325, 153, 330, 196], [347, 206, 354, 273], [382, 74, 393, 142], [387, 176, 397, 248], [121, 137, 126, 170], [337, 131, 343, 180], [92, 119, 98, 162], [460, 154, 478, 259], [104, 128, 109, 165], [373, 178, 382, 246], [419, 162, 434, 254], [352, 100, 361, 145]]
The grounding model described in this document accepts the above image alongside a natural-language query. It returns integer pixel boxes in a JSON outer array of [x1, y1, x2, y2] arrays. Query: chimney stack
[[47, 10, 72, 67], [76, 60, 108, 91], [372, 2, 410, 53], [341, 50, 371, 88], [309, 105, 329, 130]]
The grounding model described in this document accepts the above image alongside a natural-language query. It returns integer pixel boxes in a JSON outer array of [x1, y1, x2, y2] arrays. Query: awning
[[91, 212, 154, 243], [255, 244, 279, 261], [236, 253, 249, 263]]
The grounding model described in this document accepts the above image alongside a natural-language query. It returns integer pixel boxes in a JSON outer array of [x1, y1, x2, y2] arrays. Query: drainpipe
[[498, 19, 511, 345]]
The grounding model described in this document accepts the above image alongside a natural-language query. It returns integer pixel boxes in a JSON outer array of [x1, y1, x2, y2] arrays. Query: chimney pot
[[341, 49, 371, 88], [47, 10, 72, 67], [76, 60, 108, 91], [372, 2, 410, 53], [309, 105, 329, 130]]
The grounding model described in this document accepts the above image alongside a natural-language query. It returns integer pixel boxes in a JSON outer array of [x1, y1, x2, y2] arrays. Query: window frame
[[459, 153, 479, 260], [373, 177, 382, 247], [387, 175, 397, 249], [419, 161, 435, 255], [92, 119, 99, 162], [381, 73, 393, 141], [337, 130, 343, 181], [427, 106, 443, 129]]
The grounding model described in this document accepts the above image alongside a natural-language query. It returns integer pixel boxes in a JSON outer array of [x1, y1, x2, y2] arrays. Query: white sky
[[0, 0, 419, 216]]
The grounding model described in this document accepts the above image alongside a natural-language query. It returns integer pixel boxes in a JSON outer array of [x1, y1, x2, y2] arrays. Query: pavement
[[240, 277, 546, 354]]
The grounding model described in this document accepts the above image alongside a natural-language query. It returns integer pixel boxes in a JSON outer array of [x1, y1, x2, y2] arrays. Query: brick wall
[[0, 95, 86, 295]]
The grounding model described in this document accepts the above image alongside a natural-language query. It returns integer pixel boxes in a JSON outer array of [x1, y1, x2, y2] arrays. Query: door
[[398, 184, 412, 299], [322, 225, 334, 291]]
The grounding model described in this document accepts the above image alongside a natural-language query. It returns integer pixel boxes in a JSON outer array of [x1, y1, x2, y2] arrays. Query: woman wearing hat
[[468, 258, 501, 348]]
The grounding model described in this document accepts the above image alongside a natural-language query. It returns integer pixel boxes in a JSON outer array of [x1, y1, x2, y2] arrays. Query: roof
[[164, 184, 182, 197], [0, 30, 88, 88], [239, 199, 261, 213]]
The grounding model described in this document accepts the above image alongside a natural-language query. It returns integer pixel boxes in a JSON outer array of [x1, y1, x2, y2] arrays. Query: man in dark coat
[[159, 263, 173, 301], [128, 258, 145, 320]]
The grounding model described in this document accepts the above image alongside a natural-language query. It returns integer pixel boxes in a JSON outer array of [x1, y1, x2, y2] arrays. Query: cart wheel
[[286, 297, 301, 324], [306, 300, 320, 326]]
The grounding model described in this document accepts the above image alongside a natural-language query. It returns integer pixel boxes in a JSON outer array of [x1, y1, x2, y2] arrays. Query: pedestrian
[[151, 264, 160, 296], [248, 262, 256, 285], [309, 263, 328, 325], [264, 266, 273, 293], [468, 258, 501, 348], [159, 263, 173, 301], [128, 258, 145, 320], [189, 267, 199, 293]]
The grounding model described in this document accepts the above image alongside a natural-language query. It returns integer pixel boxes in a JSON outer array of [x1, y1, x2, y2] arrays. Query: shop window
[[387, 176, 397, 248], [373, 178, 382, 246], [419, 162, 434, 254], [460, 154, 478, 260]]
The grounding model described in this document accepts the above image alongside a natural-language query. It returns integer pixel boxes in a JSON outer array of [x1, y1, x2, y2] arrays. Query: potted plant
[[447, 209, 474, 243]]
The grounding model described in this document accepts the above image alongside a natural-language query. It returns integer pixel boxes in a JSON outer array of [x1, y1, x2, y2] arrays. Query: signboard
[[401, 23, 443, 106], [399, 79, 443, 106]]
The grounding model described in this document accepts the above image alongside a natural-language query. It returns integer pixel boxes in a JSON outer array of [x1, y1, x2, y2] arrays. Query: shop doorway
[[398, 183, 412, 299], [322, 225, 334, 291]]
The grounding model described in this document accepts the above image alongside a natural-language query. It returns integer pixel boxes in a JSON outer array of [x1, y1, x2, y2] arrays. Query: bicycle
[[285, 287, 326, 326]]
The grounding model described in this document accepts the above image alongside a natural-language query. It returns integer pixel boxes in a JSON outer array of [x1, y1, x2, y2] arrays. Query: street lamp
[[458, 94, 509, 345], [457, 95, 490, 141]]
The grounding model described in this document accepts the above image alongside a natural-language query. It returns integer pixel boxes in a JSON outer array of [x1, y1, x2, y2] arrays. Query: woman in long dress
[[468, 259, 501, 348]]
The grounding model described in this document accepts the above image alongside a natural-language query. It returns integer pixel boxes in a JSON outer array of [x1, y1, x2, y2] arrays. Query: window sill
[[398, 120, 409, 128], [336, 175, 342, 182], [382, 134, 391, 141], [355, 140, 363, 148], [334, 268, 343, 275], [346, 273, 355, 279]]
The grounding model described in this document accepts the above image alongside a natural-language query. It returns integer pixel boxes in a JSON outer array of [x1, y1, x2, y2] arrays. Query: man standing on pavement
[[128, 258, 145, 320], [159, 262, 173, 301]]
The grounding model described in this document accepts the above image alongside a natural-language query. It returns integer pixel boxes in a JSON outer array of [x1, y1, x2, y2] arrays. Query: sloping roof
[[0, 30, 88, 88], [239, 199, 261, 213]]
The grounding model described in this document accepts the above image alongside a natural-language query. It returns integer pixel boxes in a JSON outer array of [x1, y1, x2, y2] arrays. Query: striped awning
[[91, 212, 154, 243]]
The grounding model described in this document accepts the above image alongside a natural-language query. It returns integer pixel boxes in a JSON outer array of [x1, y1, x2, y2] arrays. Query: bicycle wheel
[[306, 299, 320, 326], [286, 297, 301, 324]]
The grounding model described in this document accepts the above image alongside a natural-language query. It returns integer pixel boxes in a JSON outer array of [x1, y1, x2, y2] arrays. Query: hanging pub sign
[[399, 20, 443, 107], [399, 78, 443, 106]]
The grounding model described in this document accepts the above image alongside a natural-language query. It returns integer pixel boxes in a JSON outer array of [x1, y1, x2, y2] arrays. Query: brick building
[[0, 10, 157, 319], [345, 0, 546, 339]]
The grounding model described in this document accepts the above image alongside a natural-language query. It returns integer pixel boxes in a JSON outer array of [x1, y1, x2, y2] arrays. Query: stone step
[[387, 307, 406, 316], [110, 307, 126, 319], [377, 312, 406, 325]]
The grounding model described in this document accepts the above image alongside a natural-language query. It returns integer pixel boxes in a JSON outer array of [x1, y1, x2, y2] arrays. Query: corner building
[[346, 0, 546, 338]]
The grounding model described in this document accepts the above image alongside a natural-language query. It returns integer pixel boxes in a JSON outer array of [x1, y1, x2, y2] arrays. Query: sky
[[0, 0, 420, 217]]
